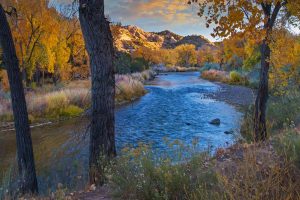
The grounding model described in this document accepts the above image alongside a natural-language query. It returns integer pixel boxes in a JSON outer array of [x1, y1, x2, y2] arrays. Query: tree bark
[[254, 2, 281, 141], [78, 0, 116, 185], [254, 38, 270, 141], [0, 4, 38, 194]]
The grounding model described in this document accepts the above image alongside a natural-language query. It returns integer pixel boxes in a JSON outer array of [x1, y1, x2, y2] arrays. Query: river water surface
[[0, 72, 242, 192]]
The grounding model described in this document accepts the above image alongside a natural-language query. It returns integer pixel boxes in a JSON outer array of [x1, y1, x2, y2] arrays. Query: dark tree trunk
[[253, 39, 270, 141], [78, 0, 116, 185], [253, 2, 282, 141], [0, 4, 38, 194]]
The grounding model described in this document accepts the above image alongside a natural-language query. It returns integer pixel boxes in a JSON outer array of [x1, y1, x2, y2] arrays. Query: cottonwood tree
[[78, 0, 116, 185], [189, 0, 298, 141], [0, 4, 38, 194]]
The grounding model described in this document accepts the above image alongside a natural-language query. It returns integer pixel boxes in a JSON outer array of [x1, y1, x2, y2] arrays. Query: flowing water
[[0, 72, 243, 192]]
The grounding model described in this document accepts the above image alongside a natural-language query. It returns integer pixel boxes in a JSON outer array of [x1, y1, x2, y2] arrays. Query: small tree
[[0, 4, 38, 194], [189, 0, 298, 141]]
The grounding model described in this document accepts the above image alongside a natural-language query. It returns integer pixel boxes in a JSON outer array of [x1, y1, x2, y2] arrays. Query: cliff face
[[111, 25, 216, 52]]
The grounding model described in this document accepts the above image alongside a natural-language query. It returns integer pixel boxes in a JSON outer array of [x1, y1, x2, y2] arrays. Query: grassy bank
[[0, 70, 156, 125], [201, 69, 250, 86], [18, 139, 299, 200]]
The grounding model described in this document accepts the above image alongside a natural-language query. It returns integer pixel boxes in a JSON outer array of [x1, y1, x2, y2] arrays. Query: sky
[[104, 0, 216, 41], [52, 0, 299, 42]]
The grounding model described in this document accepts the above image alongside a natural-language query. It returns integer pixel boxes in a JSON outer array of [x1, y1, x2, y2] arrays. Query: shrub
[[229, 71, 242, 83], [64, 88, 90, 108], [201, 69, 229, 82], [0, 71, 153, 122], [29, 82, 37, 90], [60, 105, 83, 118], [110, 143, 222, 200], [229, 71, 249, 85], [273, 129, 300, 168], [115, 75, 146, 103], [46, 92, 69, 117], [267, 91, 300, 130], [131, 57, 148, 73], [217, 143, 300, 200], [199, 62, 220, 72]]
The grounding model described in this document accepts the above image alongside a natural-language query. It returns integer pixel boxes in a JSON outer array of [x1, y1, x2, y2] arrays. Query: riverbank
[[0, 70, 156, 132], [205, 82, 256, 107], [21, 139, 300, 200], [2, 72, 299, 200], [201, 69, 252, 88]]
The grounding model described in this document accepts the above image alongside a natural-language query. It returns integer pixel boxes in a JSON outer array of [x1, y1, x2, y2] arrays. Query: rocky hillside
[[111, 25, 216, 52]]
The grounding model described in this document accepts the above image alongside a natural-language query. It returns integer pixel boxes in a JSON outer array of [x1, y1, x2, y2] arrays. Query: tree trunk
[[253, 38, 270, 141], [253, 2, 282, 142], [78, 0, 116, 185], [0, 4, 38, 194]]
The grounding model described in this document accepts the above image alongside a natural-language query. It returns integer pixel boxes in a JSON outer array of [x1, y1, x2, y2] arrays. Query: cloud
[[105, 0, 199, 25], [50, 0, 216, 40]]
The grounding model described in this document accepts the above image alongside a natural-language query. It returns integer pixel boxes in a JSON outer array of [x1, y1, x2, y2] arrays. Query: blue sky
[[53, 0, 299, 41], [104, 0, 216, 41]]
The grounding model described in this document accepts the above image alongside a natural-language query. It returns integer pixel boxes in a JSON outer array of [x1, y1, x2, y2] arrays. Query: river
[[0, 72, 242, 193]]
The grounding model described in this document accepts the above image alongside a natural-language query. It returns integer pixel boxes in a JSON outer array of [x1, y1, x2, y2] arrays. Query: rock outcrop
[[111, 25, 216, 52]]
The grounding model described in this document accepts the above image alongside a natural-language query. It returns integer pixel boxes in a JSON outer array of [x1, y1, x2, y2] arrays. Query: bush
[[110, 143, 222, 200], [131, 57, 148, 73], [60, 105, 83, 118], [201, 70, 229, 82], [267, 91, 300, 130], [273, 129, 300, 168], [115, 75, 146, 103], [229, 71, 242, 83], [115, 52, 149, 74], [199, 62, 220, 72], [44, 91, 69, 118], [229, 71, 249, 85], [217, 143, 300, 200]]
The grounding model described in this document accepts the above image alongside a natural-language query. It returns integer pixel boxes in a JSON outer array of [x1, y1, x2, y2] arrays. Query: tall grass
[[0, 71, 155, 123], [201, 69, 249, 86], [110, 142, 223, 200], [201, 69, 229, 82], [217, 143, 300, 200], [108, 141, 300, 200], [115, 75, 146, 104]]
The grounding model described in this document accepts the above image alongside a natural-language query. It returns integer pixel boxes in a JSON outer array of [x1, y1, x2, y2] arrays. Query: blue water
[[0, 72, 243, 192], [116, 72, 242, 151]]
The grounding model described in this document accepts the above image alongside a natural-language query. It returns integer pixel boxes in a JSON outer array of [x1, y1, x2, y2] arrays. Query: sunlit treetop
[[188, 0, 299, 40]]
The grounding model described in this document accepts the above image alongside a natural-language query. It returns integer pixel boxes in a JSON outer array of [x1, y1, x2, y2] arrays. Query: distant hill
[[111, 25, 216, 52]]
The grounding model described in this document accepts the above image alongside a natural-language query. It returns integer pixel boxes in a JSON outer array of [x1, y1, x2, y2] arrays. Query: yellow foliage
[[174, 44, 197, 67], [270, 29, 300, 95]]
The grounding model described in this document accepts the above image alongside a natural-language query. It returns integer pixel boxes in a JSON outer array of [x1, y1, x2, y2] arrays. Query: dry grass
[[216, 143, 300, 200], [115, 74, 146, 104], [201, 69, 249, 86], [0, 71, 154, 122], [201, 69, 229, 82]]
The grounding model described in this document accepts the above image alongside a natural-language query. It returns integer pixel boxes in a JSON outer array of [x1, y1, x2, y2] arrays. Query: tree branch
[[269, 2, 282, 28]]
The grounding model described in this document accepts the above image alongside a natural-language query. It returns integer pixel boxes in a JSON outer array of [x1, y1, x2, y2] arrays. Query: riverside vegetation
[[1, 0, 300, 199], [0, 70, 155, 126]]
